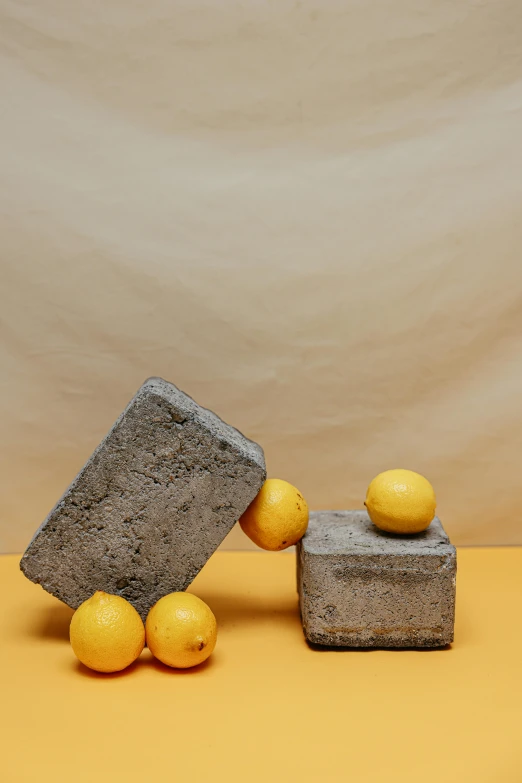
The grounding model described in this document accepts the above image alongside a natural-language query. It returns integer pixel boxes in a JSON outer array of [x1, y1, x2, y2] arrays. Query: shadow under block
[[20, 377, 266, 619], [297, 510, 456, 648]]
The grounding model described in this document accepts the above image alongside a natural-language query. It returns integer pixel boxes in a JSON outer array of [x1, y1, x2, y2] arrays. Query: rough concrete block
[[21, 377, 266, 619], [297, 510, 456, 648]]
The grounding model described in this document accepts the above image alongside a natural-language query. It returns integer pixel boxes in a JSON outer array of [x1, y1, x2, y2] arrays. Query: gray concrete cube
[[297, 510, 456, 648], [21, 377, 266, 619]]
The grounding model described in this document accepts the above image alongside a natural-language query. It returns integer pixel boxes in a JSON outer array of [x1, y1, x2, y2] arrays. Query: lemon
[[146, 592, 217, 669], [69, 591, 145, 673], [239, 478, 309, 550], [365, 469, 436, 534]]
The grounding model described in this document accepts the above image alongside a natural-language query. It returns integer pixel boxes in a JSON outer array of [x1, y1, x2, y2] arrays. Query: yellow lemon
[[239, 478, 309, 550], [70, 591, 145, 673], [146, 592, 217, 669], [365, 469, 436, 534]]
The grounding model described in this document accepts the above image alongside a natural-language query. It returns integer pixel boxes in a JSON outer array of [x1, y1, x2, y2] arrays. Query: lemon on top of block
[[69, 591, 145, 673], [239, 478, 309, 551], [365, 469, 436, 535], [146, 592, 217, 669]]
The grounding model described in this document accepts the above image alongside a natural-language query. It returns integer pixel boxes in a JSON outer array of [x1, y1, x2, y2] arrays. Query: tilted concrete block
[[21, 377, 266, 619], [297, 510, 456, 647]]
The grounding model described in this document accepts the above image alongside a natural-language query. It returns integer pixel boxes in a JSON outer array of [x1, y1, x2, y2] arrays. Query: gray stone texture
[[21, 377, 266, 619], [297, 510, 456, 648]]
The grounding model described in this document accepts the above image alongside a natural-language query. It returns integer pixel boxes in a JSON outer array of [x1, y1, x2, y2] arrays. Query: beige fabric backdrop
[[1, 0, 522, 552]]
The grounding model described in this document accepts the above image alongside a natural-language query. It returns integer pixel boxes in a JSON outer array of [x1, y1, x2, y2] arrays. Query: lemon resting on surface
[[145, 592, 217, 669], [69, 591, 145, 673], [365, 469, 436, 535], [239, 478, 309, 551]]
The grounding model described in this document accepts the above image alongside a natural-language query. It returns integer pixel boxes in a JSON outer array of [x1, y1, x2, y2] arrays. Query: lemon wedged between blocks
[[239, 478, 309, 550], [365, 468, 436, 534], [69, 591, 145, 673], [146, 592, 217, 669]]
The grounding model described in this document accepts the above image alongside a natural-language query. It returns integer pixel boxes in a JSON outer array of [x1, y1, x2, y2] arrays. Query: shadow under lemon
[[72, 649, 216, 679], [189, 587, 300, 632], [28, 581, 302, 676]]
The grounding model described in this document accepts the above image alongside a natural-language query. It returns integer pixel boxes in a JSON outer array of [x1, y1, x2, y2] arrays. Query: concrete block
[[297, 510, 456, 647], [21, 377, 266, 619]]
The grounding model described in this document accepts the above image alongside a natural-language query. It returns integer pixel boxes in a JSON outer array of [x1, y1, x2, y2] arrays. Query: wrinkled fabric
[[1, 1, 522, 551]]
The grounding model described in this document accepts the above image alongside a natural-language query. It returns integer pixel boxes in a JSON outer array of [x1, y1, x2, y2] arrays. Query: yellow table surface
[[2, 548, 522, 782]]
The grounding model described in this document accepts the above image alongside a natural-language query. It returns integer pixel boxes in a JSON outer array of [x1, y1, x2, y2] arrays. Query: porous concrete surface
[[21, 377, 266, 619], [297, 510, 456, 647]]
